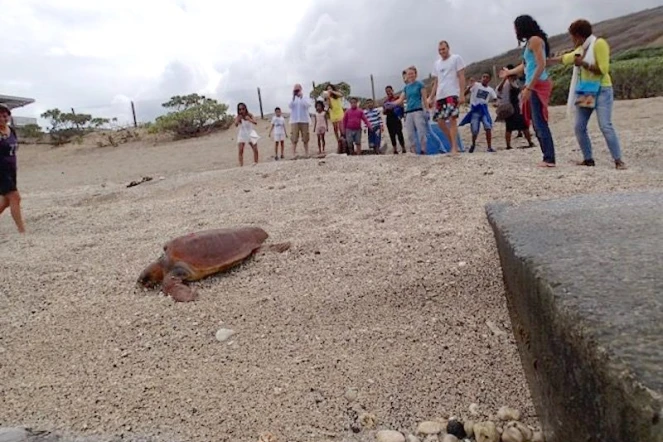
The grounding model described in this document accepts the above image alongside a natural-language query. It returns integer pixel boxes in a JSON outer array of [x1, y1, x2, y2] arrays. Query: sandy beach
[[1, 98, 662, 442]]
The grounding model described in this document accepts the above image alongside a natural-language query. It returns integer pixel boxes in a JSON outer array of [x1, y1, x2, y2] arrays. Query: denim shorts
[[345, 129, 361, 146]]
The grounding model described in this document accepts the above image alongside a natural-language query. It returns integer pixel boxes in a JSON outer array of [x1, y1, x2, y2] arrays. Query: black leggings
[[386, 116, 405, 148]]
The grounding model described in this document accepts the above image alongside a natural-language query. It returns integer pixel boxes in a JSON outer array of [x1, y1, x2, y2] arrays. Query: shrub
[[548, 55, 663, 105], [40, 109, 114, 146], [15, 123, 43, 140], [150, 94, 233, 139]]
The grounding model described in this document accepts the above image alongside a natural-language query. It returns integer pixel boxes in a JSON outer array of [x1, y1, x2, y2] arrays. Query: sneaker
[[576, 159, 595, 167], [615, 160, 628, 170], [469, 145, 476, 153], [487, 148, 496, 153]]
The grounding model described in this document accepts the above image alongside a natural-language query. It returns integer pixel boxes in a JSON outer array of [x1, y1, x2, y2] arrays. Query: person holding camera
[[288, 84, 312, 157]]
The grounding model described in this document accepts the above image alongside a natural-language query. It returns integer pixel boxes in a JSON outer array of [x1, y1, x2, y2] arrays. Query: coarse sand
[[1, 98, 663, 442]]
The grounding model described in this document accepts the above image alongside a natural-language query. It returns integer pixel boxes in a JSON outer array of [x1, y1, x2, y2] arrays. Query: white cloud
[[0, 0, 659, 127]]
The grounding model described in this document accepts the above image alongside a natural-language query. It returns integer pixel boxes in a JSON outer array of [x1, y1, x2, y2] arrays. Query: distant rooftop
[[0, 94, 35, 110]]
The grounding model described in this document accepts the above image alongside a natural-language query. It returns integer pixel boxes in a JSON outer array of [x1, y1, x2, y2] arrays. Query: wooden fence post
[[131, 101, 138, 128], [257, 87, 264, 119], [370, 74, 376, 101]]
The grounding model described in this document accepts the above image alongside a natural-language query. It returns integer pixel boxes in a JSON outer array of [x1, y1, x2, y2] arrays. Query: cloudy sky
[[1, 0, 660, 127]]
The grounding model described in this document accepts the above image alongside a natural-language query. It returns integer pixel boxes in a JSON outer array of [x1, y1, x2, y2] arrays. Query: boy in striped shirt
[[363, 99, 383, 154]]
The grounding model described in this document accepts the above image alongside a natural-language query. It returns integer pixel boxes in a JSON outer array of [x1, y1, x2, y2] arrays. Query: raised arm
[[499, 63, 525, 79], [457, 68, 466, 103], [427, 77, 438, 105]]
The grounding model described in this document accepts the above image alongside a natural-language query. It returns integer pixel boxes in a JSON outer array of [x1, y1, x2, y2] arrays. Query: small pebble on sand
[[416, 421, 444, 435], [215, 328, 235, 342], [376, 430, 406, 442], [497, 406, 521, 422]]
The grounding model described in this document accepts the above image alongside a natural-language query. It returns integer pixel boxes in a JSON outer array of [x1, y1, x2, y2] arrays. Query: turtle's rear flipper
[[162, 273, 197, 302], [257, 242, 291, 254]]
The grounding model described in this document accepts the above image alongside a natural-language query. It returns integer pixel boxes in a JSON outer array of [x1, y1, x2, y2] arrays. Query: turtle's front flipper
[[162, 269, 197, 302], [257, 241, 292, 254]]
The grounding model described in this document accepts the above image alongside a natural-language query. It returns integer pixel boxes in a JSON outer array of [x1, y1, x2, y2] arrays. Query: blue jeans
[[368, 128, 382, 148], [574, 86, 622, 161], [470, 112, 492, 136], [530, 91, 555, 164]]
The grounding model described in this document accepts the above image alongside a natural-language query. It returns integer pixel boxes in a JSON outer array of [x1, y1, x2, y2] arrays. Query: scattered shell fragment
[[376, 430, 406, 442], [506, 421, 533, 441], [473, 421, 499, 442], [469, 403, 480, 416], [344, 387, 359, 402], [416, 421, 444, 435], [497, 406, 521, 422], [258, 432, 279, 442], [532, 431, 545, 442], [215, 328, 235, 342], [464, 420, 475, 438], [501, 427, 524, 442]]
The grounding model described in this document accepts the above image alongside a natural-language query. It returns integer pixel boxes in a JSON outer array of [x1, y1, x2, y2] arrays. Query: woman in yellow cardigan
[[548, 19, 627, 170]]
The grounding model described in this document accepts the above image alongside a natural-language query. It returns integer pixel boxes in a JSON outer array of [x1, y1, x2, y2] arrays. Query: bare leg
[[7, 192, 25, 233], [0, 195, 8, 215], [303, 140, 309, 156], [280, 141, 285, 158], [322, 134, 326, 153], [162, 273, 197, 302], [251, 143, 259, 164], [238, 143, 245, 167], [524, 129, 535, 147], [448, 117, 460, 154], [274, 142, 278, 158], [505, 131, 513, 149], [485, 129, 493, 151]]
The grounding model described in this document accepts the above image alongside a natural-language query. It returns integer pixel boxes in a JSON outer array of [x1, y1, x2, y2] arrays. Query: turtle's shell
[[162, 227, 269, 281]]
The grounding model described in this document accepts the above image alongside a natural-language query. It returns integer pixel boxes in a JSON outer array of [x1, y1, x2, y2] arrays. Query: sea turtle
[[137, 226, 290, 302]]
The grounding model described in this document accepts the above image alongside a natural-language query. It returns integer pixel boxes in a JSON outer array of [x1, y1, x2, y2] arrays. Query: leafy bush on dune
[[150, 94, 233, 139], [548, 54, 663, 105], [40, 108, 115, 146]]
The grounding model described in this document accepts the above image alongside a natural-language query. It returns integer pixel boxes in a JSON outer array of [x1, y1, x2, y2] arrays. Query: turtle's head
[[137, 261, 165, 288]]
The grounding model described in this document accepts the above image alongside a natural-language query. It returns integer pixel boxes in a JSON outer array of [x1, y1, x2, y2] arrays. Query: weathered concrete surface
[[486, 190, 663, 442]]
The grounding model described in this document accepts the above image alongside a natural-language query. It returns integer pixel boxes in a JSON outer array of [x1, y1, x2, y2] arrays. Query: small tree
[[151, 93, 232, 139], [40, 109, 112, 146]]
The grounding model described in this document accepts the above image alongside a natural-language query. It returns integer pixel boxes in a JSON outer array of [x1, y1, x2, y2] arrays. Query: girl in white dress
[[234, 102, 260, 166]]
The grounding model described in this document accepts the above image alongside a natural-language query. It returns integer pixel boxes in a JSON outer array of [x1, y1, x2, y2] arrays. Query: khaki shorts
[[291, 123, 310, 144]]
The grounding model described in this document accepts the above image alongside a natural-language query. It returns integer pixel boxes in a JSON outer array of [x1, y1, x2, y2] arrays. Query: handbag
[[574, 78, 602, 109], [496, 102, 515, 121]]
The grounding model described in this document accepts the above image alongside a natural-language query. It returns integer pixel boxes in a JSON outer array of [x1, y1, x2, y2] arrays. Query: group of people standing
[[233, 13, 627, 171], [496, 15, 627, 169]]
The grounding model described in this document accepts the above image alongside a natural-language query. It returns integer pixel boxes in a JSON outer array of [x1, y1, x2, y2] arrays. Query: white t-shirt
[[469, 83, 497, 106], [271, 115, 286, 135], [432, 54, 466, 100], [288, 95, 311, 124]]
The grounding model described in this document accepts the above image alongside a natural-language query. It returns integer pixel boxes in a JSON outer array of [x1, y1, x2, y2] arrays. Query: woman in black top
[[0, 104, 26, 233]]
